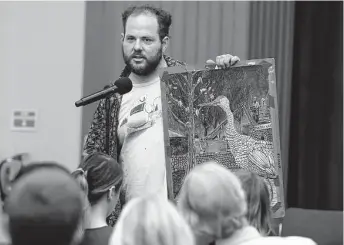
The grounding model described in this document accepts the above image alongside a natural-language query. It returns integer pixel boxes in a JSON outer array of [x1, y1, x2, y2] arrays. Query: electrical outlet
[[11, 110, 37, 132]]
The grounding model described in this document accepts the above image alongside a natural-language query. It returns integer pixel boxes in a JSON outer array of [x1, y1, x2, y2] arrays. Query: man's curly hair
[[122, 4, 172, 41]]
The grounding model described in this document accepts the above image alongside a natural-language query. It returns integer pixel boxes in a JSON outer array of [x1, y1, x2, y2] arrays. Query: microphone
[[75, 77, 133, 107]]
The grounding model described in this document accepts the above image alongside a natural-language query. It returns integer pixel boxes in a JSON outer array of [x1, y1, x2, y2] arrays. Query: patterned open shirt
[[83, 55, 185, 226]]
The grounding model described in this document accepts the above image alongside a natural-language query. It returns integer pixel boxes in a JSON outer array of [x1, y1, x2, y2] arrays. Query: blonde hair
[[178, 162, 247, 240], [109, 194, 195, 245], [235, 170, 274, 236]]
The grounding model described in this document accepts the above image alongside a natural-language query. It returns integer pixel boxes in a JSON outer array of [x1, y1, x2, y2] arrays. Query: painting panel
[[160, 59, 285, 218]]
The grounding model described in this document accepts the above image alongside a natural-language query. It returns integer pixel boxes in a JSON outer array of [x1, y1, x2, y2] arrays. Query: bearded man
[[84, 5, 240, 225]]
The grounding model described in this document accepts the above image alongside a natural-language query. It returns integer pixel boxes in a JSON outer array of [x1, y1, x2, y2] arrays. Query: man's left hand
[[206, 54, 240, 69]]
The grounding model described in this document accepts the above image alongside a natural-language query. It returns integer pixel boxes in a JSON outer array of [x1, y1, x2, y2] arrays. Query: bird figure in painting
[[199, 95, 278, 204]]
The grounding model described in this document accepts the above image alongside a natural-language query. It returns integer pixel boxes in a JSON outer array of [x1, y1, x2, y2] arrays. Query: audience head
[[235, 170, 274, 236], [15, 161, 70, 180], [72, 153, 123, 212], [3, 162, 84, 245], [109, 194, 195, 245], [71, 152, 122, 236], [178, 162, 247, 244]]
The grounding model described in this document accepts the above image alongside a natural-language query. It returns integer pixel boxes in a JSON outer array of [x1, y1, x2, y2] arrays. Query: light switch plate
[[11, 110, 38, 132]]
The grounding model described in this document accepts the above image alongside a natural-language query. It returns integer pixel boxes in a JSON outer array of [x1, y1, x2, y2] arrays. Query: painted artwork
[[160, 59, 285, 218]]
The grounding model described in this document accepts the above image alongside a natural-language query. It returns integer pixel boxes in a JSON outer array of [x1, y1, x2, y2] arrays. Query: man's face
[[122, 14, 165, 76]]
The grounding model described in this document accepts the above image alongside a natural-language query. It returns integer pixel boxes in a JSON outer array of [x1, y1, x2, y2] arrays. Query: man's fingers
[[223, 55, 232, 68], [216, 55, 226, 69], [219, 58, 226, 68], [205, 59, 216, 69], [230, 56, 240, 66], [206, 59, 216, 65], [217, 54, 239, 68], [216, 56, 221, 66], [206, 55, 239, 69]]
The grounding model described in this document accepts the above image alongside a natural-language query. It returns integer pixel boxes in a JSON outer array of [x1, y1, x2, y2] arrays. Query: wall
[[81, 1, 250, 146], [0, 2, 85, 172]]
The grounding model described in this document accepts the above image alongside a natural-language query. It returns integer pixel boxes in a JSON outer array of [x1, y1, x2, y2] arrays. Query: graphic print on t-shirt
[[119, 94, 162, 136], [117, 78, 167, 202]]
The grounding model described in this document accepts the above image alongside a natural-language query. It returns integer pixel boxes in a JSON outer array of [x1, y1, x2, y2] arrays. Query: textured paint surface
[[160, 59, 285, 218]]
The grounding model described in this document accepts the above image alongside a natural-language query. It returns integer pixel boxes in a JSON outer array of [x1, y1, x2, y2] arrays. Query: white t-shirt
[[117, 76, 167, 202]]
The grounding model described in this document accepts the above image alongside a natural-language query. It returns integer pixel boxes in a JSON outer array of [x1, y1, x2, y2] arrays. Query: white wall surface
[[0, 2, 85, 173]]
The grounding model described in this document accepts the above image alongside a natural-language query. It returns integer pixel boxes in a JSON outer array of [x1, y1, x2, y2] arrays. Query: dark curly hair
[[122, 4, 172, 41]]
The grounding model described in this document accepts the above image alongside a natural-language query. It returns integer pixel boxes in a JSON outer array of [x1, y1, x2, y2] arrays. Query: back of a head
[[4, 162, 84, 245], [235, 170, 274, 236], [1, 161, 69, 204], [178, 162, 247, 240], [14, 161, 70, 181], [72, 152, 123, 206], [109, 194, 195, 245]]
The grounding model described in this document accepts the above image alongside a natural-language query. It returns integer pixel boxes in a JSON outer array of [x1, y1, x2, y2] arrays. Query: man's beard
[[122, 47, 163, 76]]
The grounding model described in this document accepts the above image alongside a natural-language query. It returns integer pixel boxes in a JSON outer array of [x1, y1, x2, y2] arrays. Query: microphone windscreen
[[115, 77, 133, 95]]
